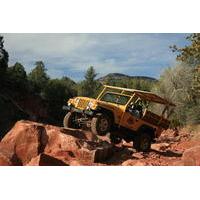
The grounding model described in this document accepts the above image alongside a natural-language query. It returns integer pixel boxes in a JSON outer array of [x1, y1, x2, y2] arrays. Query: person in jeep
[[128, 99, 144, 118]]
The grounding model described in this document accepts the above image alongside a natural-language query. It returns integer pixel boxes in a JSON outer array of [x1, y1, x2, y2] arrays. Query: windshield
[[100, 92, 130, 105]]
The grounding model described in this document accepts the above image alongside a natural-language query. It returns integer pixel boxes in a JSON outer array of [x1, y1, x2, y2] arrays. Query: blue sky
[[3, 33, 189, 81]]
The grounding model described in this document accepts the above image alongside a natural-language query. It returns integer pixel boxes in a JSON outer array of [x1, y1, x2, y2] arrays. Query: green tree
[[152, 33, 200, 126], [171, 33, 200, 99], [28, 61, 49, 94], [153, 63, 200, 126], [7, 62, 28, 91], [7, 62, 27, 80], [169, 33, 200, 125], [104, 77, 155, 92], [43, 77, 77, 124], [171, 33, 200, 66], [0, 36, 9, 81], [78, 66, 100, 97]]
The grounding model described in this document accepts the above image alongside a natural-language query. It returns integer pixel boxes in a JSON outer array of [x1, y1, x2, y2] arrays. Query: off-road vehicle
[[63, 85, 175, 152]]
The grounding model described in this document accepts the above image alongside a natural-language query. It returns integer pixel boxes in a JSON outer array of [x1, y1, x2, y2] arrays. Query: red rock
[[122, 159, 146, 166], [122, 159, 136, 166], [46, 125, 98, 142], [134, 161, 147, 166], [132, 152, 144, 159], [43, 128, 111, 165], [0, 152, 12, 166], [151, 143, 170, 151], [172, 160, 184, 166], [0, 121, 46, 165], [69, 160, 81, 166], [182, 146, 200, 166], [0, 120, 113, 166]]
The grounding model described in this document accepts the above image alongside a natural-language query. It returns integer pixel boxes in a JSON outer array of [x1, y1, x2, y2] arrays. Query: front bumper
[[62, 105, 94, 116]]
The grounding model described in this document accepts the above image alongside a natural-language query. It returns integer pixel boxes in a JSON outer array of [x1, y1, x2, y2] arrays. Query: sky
[[2, 33, 189, 81]]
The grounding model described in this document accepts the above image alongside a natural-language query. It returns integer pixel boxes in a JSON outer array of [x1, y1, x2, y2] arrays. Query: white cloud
[[2, 33, 188, 80]]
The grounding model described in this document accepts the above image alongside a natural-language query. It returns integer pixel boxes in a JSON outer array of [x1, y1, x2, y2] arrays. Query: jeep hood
[[68, 97, 98, 110]]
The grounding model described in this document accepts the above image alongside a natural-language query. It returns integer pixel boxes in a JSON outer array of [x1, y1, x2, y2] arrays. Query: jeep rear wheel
[[91, 113, 111, 136], [63, 112, 81, 129], [133, 132, 151, 152]]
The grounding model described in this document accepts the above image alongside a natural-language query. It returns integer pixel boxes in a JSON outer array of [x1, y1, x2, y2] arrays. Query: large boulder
[[0, 120, 113, 166], [0, 121, 46, 165], [181, 146, 200, 166]]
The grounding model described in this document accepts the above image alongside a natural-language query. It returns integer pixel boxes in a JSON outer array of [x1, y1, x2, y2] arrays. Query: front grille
[[77, 99, 89, 109]]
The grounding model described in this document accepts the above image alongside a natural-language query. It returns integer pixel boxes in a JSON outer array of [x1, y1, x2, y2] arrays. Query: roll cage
[[97, 85, 175, 118]]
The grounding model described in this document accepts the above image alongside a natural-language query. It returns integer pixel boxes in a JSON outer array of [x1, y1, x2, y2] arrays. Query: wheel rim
[[99, 118, 109, 131]]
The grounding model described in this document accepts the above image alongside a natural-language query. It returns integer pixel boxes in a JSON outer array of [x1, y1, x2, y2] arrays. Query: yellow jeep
[[63, 85, 175, 152]]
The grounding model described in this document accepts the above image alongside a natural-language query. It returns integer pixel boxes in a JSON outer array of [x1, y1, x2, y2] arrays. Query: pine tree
[[28, 61, 49, 93], [78, 66, 100, 97]]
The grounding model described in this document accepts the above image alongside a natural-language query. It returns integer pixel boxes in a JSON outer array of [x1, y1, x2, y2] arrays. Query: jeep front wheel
[[63, 112, 81, 129], [133, 132, 151, 152], [91, 113, 111, 136]]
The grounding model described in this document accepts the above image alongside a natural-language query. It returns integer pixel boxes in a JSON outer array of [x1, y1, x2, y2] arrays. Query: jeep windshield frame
[[99, 92, 131, 105]]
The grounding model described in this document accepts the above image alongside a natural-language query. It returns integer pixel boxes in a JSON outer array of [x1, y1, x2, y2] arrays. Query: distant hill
[[98, 73, 157, 83]]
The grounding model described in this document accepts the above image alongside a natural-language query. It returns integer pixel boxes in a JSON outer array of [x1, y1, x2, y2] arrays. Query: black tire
[[133, 132, 152, 152], [63, 112, 81, 129], [91, 113, 111, 136], [110, 133, 122, 144]]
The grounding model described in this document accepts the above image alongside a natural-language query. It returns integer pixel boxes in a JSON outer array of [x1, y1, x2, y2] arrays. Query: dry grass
[[185, 124, 200, 141]]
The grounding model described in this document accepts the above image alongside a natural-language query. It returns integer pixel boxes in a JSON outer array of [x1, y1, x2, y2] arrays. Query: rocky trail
[[0, 120, 200, 166]]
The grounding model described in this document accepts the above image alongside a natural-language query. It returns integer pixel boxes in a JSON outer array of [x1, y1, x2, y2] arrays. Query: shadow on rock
[[102, 146, 135, 165], [151, 149, 182, 157]]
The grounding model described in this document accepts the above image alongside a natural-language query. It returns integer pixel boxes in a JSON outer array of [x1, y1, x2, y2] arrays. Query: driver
[[128, 99, 143, 118]]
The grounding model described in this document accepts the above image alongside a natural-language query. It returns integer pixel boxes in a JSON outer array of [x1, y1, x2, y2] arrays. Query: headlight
[[88, 101, 94, 108], [75, 98, 80, 104], [86, 101, 94, 110]]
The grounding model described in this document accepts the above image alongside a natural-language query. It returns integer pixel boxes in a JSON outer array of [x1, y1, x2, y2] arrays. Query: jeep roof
[[98, 85, 175, 106]]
